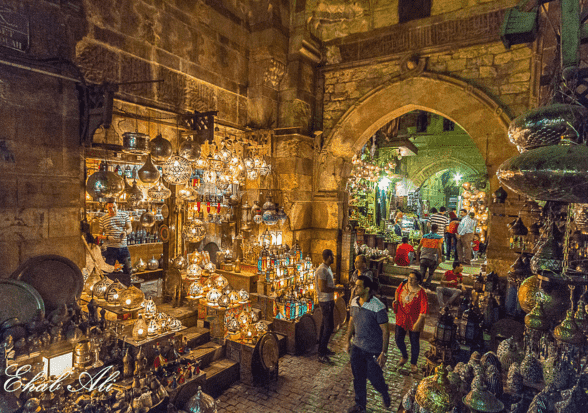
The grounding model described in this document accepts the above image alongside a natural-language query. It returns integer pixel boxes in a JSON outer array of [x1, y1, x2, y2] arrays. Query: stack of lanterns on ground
[[224, 307, 269, 345], [460, 181, 489, 244], [255, 240, 317, 320]]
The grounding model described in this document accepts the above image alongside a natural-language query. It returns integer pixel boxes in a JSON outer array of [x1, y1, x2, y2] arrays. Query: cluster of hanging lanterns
[[347, 154, 398, 194], [461, 181, 489, 243]]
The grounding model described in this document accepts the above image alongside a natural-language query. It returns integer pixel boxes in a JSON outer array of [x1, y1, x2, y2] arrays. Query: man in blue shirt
[[345, 275, 391, 413]]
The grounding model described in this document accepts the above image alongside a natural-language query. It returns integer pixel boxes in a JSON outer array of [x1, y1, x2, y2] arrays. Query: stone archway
[[313, 72, 522, 278], [411, 158, 482, 189], [317, 73, 517, 193]]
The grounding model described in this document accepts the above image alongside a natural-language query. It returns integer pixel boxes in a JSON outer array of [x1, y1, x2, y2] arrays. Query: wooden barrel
[[251, 332, 280, 383], [295, 314, 316, 355]]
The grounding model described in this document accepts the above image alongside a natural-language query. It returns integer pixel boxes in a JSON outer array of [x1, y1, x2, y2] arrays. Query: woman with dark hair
[[392, 270, 428, 374]]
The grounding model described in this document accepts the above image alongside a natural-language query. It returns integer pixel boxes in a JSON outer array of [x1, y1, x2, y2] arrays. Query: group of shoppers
[[314, 249, 427, 413]]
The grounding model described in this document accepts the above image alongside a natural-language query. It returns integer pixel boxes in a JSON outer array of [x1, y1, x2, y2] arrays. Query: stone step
[[189, 342, 224, 369], [182, 326, 211, 349], [202, 358, 240, 398]]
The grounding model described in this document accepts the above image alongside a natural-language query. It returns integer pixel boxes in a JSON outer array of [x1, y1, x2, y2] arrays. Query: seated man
[[394, 237, 415, 266], [436, 261, 467, 308]]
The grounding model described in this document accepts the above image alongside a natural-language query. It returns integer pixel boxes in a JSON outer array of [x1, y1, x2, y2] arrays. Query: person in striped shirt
[[428, 207, 449, 257], [98, 202, 133, 285]]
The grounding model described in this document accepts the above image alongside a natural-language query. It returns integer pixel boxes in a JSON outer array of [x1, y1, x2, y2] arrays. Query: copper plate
[[295, 314, 317, 355], [159, 225, 170, 242], [0, 279, 45, 325], [10, 255, 83, 313], [259, 332, 279, 373]]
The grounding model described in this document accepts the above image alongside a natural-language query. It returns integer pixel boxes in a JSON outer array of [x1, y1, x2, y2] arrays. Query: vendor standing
[[98, 201, 133, 286]]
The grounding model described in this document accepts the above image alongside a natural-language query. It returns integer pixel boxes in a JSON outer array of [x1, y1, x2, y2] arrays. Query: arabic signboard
[[0, 10, 29, 53]]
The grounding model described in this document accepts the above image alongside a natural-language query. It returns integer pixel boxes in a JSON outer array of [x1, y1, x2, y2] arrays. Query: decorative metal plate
[[10, 255, 83, 314], [259, 332, 279, 373], [295, 314, 317, 355], [312, 306, 322, 338], [159, 224, 169, 242], [335, 297, 348, 331], [0, 279, 45, 326]]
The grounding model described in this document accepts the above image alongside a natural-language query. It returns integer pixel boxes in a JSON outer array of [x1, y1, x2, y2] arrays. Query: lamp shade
[[150, 133, 173, 163], [138, 154, 160, 185], [86, 170, 124, 202], [162, 155, 192, 185]]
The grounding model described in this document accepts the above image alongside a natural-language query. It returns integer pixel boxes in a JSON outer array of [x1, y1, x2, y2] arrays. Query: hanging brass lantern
[[162, 155, 192, 185], [178, 182, 197, 201], [554, 310, 584, 345], [183, 219, 206, 243], [125, 179, 144, 205], [497, 144, 588, 203], [147, 178, 171, 201], [179, 136, 201, 161], [524, 301, 549, 331], [507, 103, 588, 153], [86, 165, 125, 202], [122, 131, 151, 155], [194, 156, 209, 170], [150, 133, 173, 163], [138, 154, 160, 185]]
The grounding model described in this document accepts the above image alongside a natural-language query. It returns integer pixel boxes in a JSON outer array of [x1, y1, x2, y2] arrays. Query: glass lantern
[[189, 282, 204, 298], [105, 281, 126, 306], [92, 277, 113, 299], [213, 275, 229, 290], [147, 319, 159, 336], [227, 317, 240, 333], [187, 264, 202, 279], [238, 310, 252, 330], [218, 294, 230, 308], [277, 208, 288, 225], [256, 322, 268, 335], [178, 183, 197, 201], [194, 156, 209, 170], [147, 178, 172, 201], [162, 155, 193, 185], [435, 307, 456, 346], [120, 285, 145, 309], [206, 289, 222, 306], [132, 315, 148, 341], [183, 219, 207, 243], [229, 290, 240, 304], [238, 289, 250, 303], [142, 296, 157, 319]]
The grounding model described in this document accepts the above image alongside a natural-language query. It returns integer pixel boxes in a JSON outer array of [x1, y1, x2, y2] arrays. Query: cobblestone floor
[[217, 318, 431, 413]]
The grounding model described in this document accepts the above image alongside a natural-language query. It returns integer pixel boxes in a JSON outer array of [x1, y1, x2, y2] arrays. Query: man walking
[[346, 275, 391, 413], [417, 224, 443, 291], [315, 249, 344, 363], [456, 211, 477, 265], [428, 207, 449, 258]]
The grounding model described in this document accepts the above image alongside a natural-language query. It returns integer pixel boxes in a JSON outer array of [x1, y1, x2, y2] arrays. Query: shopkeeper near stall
[[97, 201, 133, 286]]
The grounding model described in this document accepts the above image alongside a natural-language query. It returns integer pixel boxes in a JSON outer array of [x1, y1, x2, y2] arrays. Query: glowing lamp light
[[378, 177, 391, 191], [454, 173, 463, 183], [43, 350, 73, 377]]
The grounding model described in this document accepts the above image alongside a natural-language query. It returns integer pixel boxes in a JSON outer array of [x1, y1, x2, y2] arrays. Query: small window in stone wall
[[399, 0, 431, 24], [443, 118, 455, 132]]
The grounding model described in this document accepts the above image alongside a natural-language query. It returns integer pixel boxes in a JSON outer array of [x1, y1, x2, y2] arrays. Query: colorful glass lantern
[[162, 155, 192, 185], [204, 278, 215, 291], [206, 289, 222, 305], [460, 304, 482, 345], [189, 282, 204, 298], [183, 219, 207, 243], [238, 289, 249, 303], [105, 281, 125, 306], [262, 209, 278, 226], [120, 285, 145, 309], [132, 315, 148, 341]]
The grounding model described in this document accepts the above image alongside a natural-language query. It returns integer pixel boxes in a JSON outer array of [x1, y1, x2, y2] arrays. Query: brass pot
[[508, 103, 588, 152], [122, 132, 151, 155], [517, 275, 568, 320], [497, 144, 588, 203], [74, 339, 93, 369]]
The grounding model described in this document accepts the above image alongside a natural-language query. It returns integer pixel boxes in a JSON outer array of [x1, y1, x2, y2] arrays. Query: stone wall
[[0, 0, 87, 277]]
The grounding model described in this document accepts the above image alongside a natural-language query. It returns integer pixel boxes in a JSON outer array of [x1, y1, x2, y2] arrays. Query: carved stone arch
[[319, 73, 518, 193], [411, 158, 481, 189]]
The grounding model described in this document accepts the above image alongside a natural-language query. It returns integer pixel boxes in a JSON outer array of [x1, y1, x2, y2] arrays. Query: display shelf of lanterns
[[80, 275, 146, 321]]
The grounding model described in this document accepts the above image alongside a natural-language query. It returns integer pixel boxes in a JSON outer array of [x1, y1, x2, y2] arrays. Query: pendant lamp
[[150, 133, 173, 163], [179, 136, 201, 161], [147, 178, 172, 201], [162, 155, 192, 185], [138, 154, 160, 185], [86, 163, 125, 202]]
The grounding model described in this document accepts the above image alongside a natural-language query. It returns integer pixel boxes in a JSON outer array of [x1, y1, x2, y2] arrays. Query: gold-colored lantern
[[92, 276, 113, 299], [84, 268, 103, 296], [105, 281, 125, 306], [189, 282, 204, 298], [120, 285, 145, 309], [132, 315, 148, 341], [147, 319, 158, 336], [206, 289, 222, 305], [142, 296, 157, 319]]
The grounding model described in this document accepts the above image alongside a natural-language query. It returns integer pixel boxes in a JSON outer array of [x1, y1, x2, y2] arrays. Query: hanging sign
[[0, 10, 29, 52]]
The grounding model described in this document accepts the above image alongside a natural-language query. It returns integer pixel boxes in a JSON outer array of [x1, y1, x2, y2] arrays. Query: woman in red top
[[394, 236, 415, 266], [392, 270, 428, 374]]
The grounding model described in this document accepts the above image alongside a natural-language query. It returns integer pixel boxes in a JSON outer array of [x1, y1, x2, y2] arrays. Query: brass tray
[[10, 255, 83, 313], [0, 279, 45, 325]]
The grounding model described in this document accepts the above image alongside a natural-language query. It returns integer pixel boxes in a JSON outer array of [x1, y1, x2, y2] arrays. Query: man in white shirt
[[456, 211, 477, 265], [315, 249, 344, 363]]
